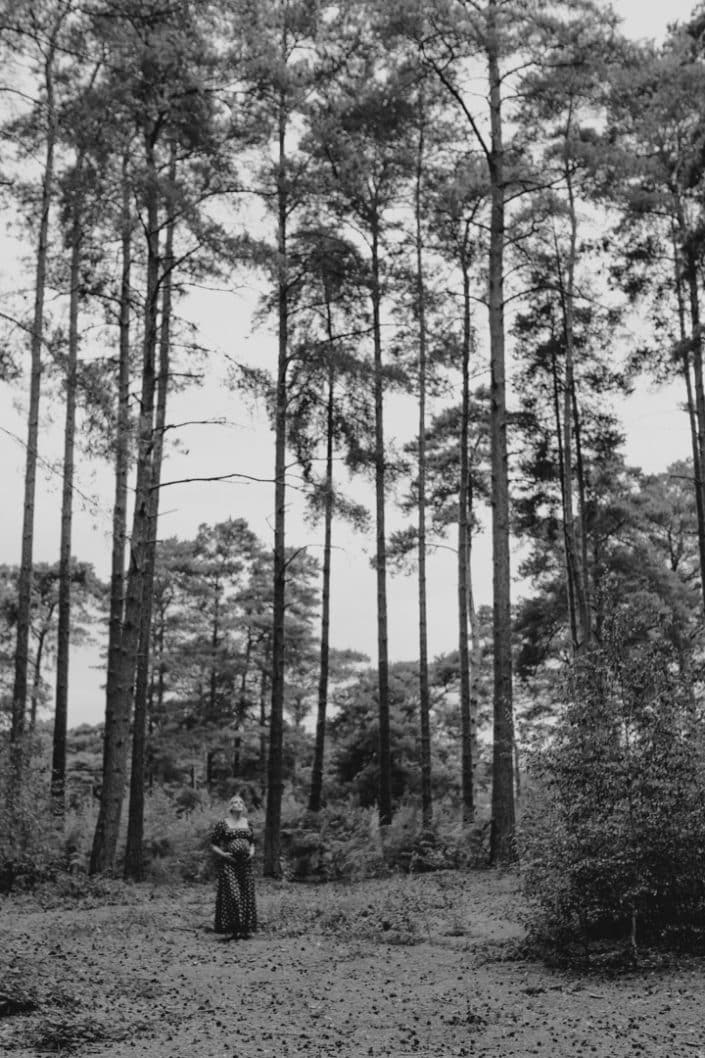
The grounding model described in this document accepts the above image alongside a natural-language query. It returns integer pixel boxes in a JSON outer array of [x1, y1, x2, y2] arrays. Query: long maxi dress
[[211, 820, 257, 937]]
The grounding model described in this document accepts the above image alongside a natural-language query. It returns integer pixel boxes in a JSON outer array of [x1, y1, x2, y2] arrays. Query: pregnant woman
[[210, 793, 257, 940]]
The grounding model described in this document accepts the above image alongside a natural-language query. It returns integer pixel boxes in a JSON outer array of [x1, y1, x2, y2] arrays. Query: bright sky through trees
[[0, 0, 699, 726]]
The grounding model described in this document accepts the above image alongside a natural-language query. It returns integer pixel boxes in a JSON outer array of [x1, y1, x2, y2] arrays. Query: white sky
[[618, 0, 697, 40], [0, 0, 698, 727]]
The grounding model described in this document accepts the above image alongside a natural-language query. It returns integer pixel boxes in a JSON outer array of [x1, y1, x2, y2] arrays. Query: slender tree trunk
[[685, 248, 705, 548], [209, 580, 220, 722], [30, 622, 50, 733], [458, 237, 474, 823], [550, 330, 579, 646], [672, 227, 705, 614], [155, 607, 166, 723], [371, 218, 393, 828], [420, 0, 515, 848], [592, 532, 605, 641], [239, 628, 253, 722], [103, 152, 133, 798], [466, 480, 482, 807], [11, 44, 58, 757], [235, 627, 253, 774], [51, 175, 84, 814], [90, 127, 161, 875], [487, 3, 515, 864], [673, 199, 705, 605], [680, 362, 705, 618], [571, 387, 591, 643], [264, 65, 289, 877], [559, 147, 589, 648], [259, 667, 269, 799], [415, 97, 432, 828], [309, 351, 335, 814], [125, 150, 175, 881]]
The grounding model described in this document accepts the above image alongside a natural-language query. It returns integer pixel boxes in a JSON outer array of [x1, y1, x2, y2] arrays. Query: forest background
[[0, 0, 694, 727], [4, 0, 705, 963]]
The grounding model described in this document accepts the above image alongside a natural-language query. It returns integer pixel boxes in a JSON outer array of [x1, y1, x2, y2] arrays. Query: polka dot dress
[[212, 819, 257, 938]]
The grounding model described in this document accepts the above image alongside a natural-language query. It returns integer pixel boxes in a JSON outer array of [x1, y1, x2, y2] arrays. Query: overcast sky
[[0, 0, 699, 727]]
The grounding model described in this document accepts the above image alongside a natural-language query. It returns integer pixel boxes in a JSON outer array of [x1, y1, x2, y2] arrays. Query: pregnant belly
[[228, 838, 250, 863]]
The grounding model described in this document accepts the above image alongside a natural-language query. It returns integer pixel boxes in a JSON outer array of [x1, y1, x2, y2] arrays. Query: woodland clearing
[[1, 870, 704, 1058]]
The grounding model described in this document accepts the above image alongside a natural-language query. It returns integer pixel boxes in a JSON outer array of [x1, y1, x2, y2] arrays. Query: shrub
[[0, 736, 59, 892], [138, 786, 219, 883], [280, 800, 488, 881], [0, 734, 109, 892], [280, 804, 382, 880], [519, 608, 705, 954]]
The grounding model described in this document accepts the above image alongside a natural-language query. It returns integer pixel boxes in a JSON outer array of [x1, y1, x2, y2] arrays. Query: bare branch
[[155, 471, 307, 493], [155, 471, 275, 490]]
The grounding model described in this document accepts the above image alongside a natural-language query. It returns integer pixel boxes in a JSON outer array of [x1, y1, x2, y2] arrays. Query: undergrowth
[[278, 801, 490, 882], [519, 608, 705, 960], [0, 761, 490, 894]]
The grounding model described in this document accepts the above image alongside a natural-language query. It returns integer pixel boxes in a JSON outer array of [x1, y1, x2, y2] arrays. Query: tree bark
[[234, 627, 253, 774], [685, 247, 705, 562], [264, 56, 289, 877], [371, 217, 393, 828], [550, 329, 578, 645], [466, 488, 482, 812], [672, 198, 705, 610], [571, 386, 591, 644], [90, 125, 161, 875], [487, 1, 515, 865], [415, 96, 433, 828], [11, 30, 59, 758], [555, 138, 589, 650], [152, 601, 166, 730], [309, 325, 335, 814], [103, 152, 133, 812], [51, 169, 83, 815], [209, 577, 221, 722], [458, 232, 474, 824], [259, 667, 269, 799], [30, 618, 52, 733], [124, 145, 175, 881], [672, 225, 705, 614]]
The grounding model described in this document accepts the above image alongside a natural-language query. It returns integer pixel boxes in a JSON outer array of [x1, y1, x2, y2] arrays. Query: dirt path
[[2, 871, 704, 1057]]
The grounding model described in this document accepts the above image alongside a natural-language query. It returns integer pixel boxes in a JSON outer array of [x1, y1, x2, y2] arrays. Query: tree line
[[2, 0, 705, 882]]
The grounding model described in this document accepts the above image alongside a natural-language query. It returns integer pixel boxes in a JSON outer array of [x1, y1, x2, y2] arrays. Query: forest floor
[[2, 869, 705, 1058]]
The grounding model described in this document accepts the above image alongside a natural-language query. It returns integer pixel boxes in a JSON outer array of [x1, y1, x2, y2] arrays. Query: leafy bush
[[0, 736, 59, 892], [1, 747, 229, 891], [0, 733, 111, 893], [138, 786, 221, 883], [280, 801, 488, 881], [519, 607, 705, 954]]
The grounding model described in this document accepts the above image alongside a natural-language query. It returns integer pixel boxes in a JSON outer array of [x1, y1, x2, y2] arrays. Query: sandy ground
[[2, 870, 705, 1057]]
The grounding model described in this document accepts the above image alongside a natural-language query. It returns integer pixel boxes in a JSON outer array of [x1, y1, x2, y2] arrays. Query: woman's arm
[[211, 821, 232, 861]]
